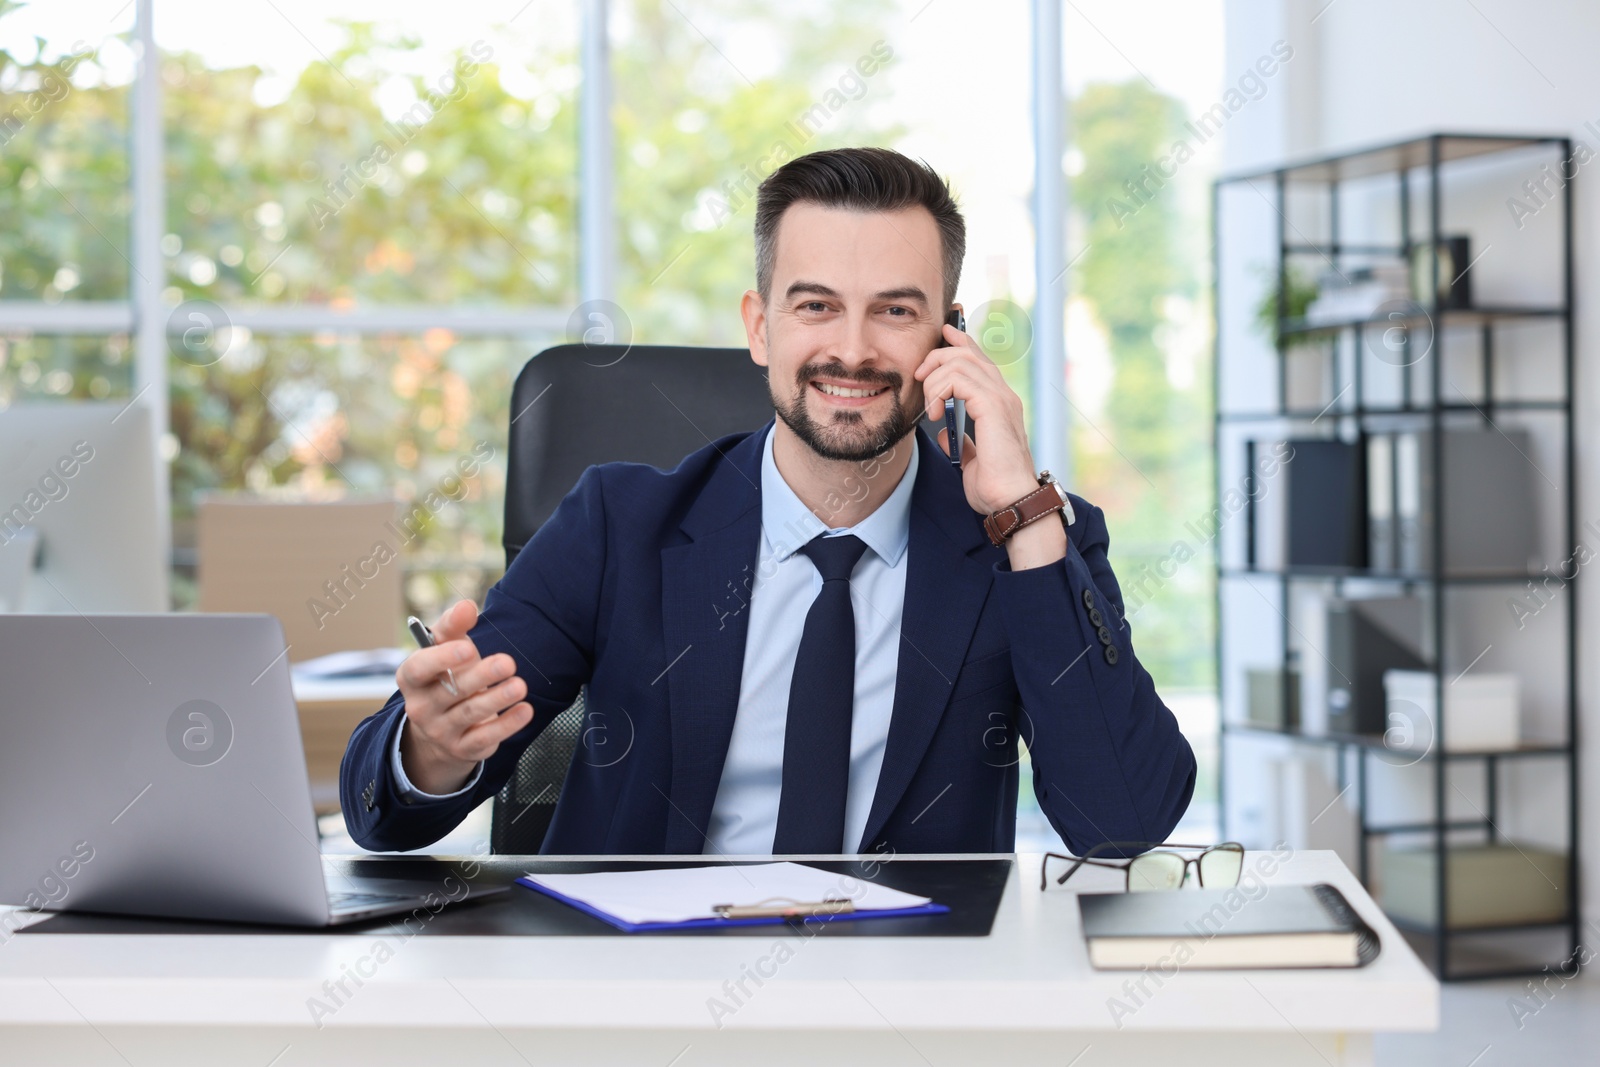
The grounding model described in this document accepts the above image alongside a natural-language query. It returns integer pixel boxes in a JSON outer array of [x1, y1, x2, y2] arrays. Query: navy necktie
[[773, 533, 870, 854]]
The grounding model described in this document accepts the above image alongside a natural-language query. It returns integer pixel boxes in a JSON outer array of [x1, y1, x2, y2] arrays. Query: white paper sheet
[[521, 861, 933, 925]]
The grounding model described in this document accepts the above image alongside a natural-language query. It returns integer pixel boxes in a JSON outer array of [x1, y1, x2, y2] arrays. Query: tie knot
[[799, 533, 869, 582]]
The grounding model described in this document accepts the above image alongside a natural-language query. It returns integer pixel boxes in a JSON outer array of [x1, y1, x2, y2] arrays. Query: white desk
[[0, 850, 1436, 1066]]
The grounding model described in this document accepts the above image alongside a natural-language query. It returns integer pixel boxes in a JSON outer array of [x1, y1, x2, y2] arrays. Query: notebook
[[1078, 883, 1381, 969], [516, 861, 948, 932]]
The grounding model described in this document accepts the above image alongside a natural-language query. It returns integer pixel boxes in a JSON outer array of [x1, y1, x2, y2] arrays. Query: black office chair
[[488, 343, 776, 854]]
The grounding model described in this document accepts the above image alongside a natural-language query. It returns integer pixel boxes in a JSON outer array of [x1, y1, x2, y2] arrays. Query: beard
[[770, 357, 922, 462]]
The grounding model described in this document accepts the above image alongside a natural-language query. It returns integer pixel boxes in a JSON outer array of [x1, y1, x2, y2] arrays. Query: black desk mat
[[20, 857, 1012, 938]]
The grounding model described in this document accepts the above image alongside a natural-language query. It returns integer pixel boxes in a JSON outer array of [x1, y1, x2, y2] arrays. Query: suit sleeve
[[992, 495, 1196, 855], [339, 465, 609, 852]]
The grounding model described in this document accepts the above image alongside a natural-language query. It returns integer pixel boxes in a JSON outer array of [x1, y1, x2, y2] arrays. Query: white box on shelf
[[1383, 669, 1520, 752]]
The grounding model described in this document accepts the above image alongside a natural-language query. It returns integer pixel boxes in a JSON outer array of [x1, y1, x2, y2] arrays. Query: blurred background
[[0, 0, 1224, 851]]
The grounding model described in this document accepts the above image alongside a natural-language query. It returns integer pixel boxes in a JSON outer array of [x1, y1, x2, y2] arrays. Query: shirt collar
[[760, 421, 918, 567]]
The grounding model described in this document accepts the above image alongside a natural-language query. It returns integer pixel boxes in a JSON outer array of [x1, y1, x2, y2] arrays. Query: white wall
[[1223, 0, 1599, 923]]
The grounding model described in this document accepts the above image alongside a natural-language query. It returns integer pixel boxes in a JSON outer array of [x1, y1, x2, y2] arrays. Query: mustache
[[795, 362, 903, 391]]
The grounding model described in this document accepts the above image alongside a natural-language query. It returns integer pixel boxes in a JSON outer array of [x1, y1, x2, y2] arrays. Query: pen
[[406, 615, 460, 698]]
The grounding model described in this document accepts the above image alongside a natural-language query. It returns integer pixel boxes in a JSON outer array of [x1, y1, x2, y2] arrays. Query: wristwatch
[[983, 471, 1074, 547]]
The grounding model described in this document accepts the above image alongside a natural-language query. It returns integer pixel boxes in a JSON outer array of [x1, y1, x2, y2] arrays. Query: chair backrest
[[501, 342, 775, 563], [490, 343, 774, 854]]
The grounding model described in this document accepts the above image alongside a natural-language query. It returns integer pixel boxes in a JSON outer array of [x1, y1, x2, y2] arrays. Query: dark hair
[[754, 147, 965, 309]]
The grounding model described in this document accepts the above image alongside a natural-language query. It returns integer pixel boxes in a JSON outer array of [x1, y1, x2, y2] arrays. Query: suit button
[[1104, 644, 1119, 666], [1081, 589, 1096, 610], [1097, 626, 1114, 646], [1088, 607, 1104, 628]]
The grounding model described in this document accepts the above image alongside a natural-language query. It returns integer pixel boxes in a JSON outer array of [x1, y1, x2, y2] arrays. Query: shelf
[[1221, 722, 1572, 759], [1363, 820, 1496, 835], [1387, 916, 1576, 938], [1285, 242, 1407, 256], [1280, 304, 1566, 339], [1215, 130, 1578, 982], [1218, 566, 1545, 585], [1220, 131, 1566, 184], [1216, 399, 1571, 423]]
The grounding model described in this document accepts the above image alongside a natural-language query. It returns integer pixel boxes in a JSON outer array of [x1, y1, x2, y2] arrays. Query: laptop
[[0, 613, 506, 926]]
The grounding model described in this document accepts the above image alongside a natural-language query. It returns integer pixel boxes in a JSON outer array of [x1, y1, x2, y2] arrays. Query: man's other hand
[[395, 599, 533, 795]]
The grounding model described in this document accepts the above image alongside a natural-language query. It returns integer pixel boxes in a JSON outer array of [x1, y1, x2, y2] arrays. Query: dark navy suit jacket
[[341, 422, 1195, 855]]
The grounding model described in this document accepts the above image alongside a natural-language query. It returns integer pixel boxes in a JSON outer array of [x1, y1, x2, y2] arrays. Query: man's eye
[[885, 306, 911, 317], [803, 302, 828, 313]]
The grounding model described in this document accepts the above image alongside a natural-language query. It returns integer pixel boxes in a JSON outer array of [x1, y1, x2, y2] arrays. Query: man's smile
[[810, 377, 891, 406]]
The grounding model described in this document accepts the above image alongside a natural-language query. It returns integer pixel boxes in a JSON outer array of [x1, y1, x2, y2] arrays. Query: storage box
[[1379, 843, 1567, 929], [1383, 669, 1519, 752]]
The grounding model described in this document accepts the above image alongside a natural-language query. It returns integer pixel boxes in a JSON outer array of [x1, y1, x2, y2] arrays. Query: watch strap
[[983, 480, 1068, 547]]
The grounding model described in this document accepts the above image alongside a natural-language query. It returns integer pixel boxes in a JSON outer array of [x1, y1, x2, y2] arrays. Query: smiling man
[[341, 146, 1196, 857]]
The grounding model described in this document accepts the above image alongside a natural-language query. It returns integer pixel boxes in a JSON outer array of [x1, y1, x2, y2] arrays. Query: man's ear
[[742, 289, 770, 367]]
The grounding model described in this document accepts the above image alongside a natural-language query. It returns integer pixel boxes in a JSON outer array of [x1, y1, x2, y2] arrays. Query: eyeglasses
[[1040, 841, 1245, 892]]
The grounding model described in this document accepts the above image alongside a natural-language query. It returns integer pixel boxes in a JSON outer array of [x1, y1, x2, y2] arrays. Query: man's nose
[[825, 313, 877, 374]]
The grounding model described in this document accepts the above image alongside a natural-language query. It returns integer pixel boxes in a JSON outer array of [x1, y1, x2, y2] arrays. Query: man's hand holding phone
[[915, 317, 1041, 517], [396, 599, 534, 795], [917, 314, 1069, 570]]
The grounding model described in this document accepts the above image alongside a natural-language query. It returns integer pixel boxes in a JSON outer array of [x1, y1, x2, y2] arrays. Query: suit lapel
[[856, 427, 996, 851], [659, 426, 766, 853]]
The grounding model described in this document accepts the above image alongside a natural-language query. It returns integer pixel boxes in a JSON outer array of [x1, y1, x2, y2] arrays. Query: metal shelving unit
[[1213, 133, 1578, 980]]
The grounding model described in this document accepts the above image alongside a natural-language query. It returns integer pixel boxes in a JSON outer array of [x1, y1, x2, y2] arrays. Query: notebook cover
[[1078, 882, 1380, 966]]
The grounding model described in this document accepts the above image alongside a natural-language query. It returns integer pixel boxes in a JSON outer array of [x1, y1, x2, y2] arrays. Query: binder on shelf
[[1326, 597, 1427, 736], [1389, 428, 1541, 576], [1286, 439, 1367, 568], [515, 861, 949, 932], [1367, 434, 1396, 572], [1395, 432, 1425, 574]]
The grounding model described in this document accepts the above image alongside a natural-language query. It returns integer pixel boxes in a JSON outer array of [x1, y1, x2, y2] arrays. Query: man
[[341, 146, 1194, 856]]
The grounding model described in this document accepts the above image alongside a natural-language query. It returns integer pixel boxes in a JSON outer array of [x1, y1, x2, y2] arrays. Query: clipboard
[[514, 862, 951, 933]]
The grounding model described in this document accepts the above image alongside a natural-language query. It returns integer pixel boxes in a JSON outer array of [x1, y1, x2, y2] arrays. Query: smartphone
[[943, 308, 966, 468]]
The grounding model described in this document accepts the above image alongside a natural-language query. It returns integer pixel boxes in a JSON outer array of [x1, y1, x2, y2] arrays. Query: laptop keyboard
[[329, 890, 414, 911]]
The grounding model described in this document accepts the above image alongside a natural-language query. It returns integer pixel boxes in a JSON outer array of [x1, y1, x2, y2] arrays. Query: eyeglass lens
[[1126, 852, 1187, 891], [1199, 845, 1244, 887]]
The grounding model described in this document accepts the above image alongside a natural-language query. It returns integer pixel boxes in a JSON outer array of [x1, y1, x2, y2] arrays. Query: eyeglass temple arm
[[1053, 856, 1135, 885]]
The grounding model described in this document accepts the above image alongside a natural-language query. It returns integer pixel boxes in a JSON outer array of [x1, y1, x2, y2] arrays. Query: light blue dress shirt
[[393, 423, 918, 857], [703, 424, 916, 855]]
